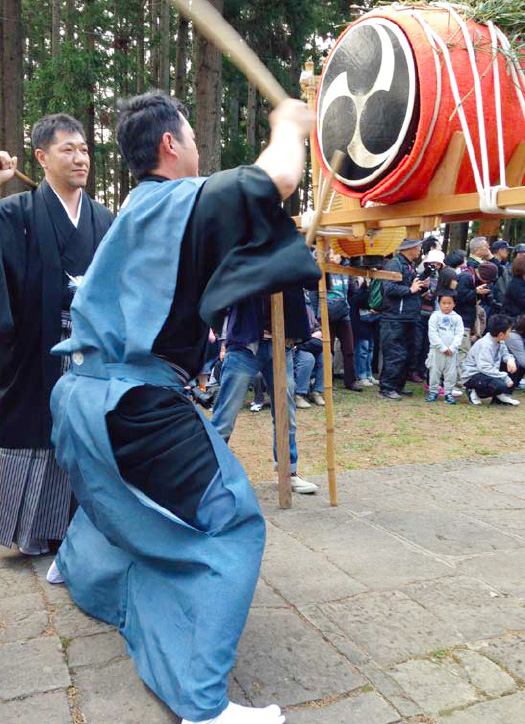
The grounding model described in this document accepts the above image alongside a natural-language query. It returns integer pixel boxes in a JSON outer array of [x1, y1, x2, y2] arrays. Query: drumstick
[[15, 168, 38, 189], [305, 150, 345, 248]]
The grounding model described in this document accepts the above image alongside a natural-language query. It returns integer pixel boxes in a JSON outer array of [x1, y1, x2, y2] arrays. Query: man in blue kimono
[[49, 92, 320, 724]]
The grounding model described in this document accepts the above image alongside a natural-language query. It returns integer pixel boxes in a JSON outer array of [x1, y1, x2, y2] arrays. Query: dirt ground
[[223, 380, 525, 483]]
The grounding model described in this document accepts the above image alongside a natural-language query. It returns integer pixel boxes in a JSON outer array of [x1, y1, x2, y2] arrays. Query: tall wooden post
[[271, 293, 292, 508]]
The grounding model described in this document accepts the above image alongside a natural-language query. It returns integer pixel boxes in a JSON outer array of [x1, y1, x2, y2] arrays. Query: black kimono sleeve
[[153, 165, 320, 378]]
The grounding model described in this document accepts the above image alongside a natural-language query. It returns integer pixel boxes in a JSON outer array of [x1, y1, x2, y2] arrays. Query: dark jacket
[[381, 253, 422, 322], [0, 183, 113, 448], [455, 270, 477, 329], [504, 277, 525, 319]]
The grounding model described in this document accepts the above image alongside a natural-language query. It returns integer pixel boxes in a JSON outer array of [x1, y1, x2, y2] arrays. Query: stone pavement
[[1, 452, 525, 724]]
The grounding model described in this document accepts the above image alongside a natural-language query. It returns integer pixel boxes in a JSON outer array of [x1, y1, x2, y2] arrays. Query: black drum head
[[317, 18, 419, 190]]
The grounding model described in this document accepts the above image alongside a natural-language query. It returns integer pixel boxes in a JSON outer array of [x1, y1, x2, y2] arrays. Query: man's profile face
[[475, 238, 490, 259], [499, 248, 509, 262], [36, 130, 90, 190], [402, 245, 421, 262]]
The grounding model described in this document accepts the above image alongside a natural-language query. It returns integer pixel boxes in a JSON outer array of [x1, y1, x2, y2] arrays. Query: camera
[[420, 263, 438, 281]]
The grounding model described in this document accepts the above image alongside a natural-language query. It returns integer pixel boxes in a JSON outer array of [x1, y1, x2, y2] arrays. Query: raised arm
[[255, 99, 313, 200]]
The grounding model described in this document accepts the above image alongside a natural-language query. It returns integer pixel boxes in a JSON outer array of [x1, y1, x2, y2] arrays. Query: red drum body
[[314, 6, 525, 205]]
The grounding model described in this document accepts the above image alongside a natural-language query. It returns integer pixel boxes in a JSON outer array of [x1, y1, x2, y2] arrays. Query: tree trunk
[[448, 222, 470, 251], [84, 0, 96, 197], [3, 0, 24, 195], [65, 0, 75, 43], [246, 82, 256, 148], [159, 0, 171, 93], [149, 0, 160, 87], [174, 15, 189, 101], [52, 0, 60, 57], [194, 0, 223, 175], [136, 1, 146, 93]]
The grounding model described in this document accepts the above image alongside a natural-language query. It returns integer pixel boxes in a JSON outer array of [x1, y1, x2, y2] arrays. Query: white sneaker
[[368, 376, 379, 385], [467, 389, 482, 405], [46, 559, 65, 584], [290, 475, 318, 494], [250, 402, 263, 412], [360, 378, 374, 387], [294, 394, 311, 409], [310, 391, 325, 406], [451, 388, 463, 398], [495, 393, 520, 406]]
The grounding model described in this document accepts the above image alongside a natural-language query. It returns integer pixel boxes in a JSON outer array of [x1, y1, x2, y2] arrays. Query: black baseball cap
[[491, 240, 513, 252]]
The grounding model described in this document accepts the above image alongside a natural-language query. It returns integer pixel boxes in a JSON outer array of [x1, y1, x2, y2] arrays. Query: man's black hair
[[438, 290, 456, 300], [31, 114, 86, 151], [445, 249, 466, 268], [422, 236, 440, 256], [116, 91, 187, 179], [488, 314, 512, 338]]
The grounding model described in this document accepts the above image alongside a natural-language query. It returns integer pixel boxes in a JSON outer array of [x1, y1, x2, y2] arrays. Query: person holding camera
[[379, 238, 429, 401]]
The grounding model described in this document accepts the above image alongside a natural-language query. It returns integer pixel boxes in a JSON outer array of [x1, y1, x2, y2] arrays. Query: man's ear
[[160, 132, 179, 159], [34, 148, 47, 170]]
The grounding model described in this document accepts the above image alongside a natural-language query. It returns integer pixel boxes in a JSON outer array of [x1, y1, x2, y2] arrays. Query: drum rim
[[316, 16, 418, 189]]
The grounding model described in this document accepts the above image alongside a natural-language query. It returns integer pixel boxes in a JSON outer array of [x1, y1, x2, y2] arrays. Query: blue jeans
[[294, 349, 324, 395], [211, 342, 298, 474], [355, 337, 374, 380]]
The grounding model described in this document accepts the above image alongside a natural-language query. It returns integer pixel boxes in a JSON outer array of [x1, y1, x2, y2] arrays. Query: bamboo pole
[[318, 238, 337, 506]]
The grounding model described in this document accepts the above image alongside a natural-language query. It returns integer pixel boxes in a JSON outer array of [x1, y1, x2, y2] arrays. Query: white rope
[[418, 4, 525, 217]]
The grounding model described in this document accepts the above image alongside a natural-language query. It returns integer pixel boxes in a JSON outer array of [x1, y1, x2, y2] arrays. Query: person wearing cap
[[491, 240, 513, 277], [513, 243, 525, 259], [379, 238, 428, 401]]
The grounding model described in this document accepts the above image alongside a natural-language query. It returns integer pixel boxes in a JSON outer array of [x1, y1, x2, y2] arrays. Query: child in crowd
[[425, 293, 464, 403], [461, 314, 520, 406]]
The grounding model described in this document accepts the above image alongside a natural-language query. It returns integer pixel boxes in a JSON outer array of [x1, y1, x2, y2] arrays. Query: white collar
[[48, 184, 83, 228]]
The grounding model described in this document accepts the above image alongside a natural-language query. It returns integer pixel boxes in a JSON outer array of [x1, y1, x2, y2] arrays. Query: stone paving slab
[[453, 649, 516, 697], [233, 608, 365, 707], [456, 548, 525, 597], [67, 629, 127, 668], [0, 559, 38, 599], [365, 510, 521, 557], [437, 690, 525, 722], [310, 590, 463, 668], [451, 463, 525, 487], [0, 635, 70, 700], [0, 690, 72, 724], [52, 600, 114, 639], [401, 576, 525, 641], [0, 592, 48, 643], [462, 507, 525, 535], [72, 658, 179, 723], [477, 634, 525, 681], [261, 521, 367, 605], [285, 691, 400, 724], [386, 659, 478, 714], [270, 508, 454, 589]]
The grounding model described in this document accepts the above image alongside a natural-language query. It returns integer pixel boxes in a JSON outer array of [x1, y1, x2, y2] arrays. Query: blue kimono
[[51, 168, 320, 721]]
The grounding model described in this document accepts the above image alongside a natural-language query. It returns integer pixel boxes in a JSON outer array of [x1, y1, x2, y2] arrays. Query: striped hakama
[[0, 312, 72, 549]]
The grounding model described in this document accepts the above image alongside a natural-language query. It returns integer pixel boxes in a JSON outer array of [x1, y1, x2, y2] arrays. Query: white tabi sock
[[46, 559, 65, 584], [182, 702, 285, 724]]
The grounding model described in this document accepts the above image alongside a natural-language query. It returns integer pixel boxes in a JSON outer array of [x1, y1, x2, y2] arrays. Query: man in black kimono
[[0, 114, 113, 555]]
